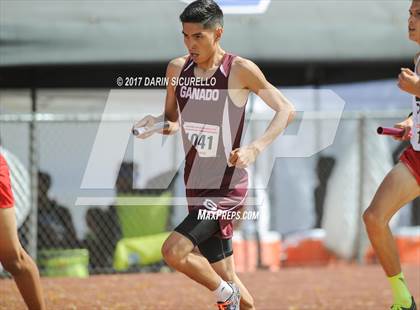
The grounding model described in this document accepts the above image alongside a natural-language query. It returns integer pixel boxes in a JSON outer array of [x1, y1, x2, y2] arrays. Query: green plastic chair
[[113, 192, 172, 271], [113, 232, 170, 271], [38, 249, 89, 278], [115, 192, 171, 238]]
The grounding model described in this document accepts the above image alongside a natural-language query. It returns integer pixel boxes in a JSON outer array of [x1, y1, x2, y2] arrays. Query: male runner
[[363, 1, 420, 309], [0, 149, 46, 310], [135, 1, 295, 309]]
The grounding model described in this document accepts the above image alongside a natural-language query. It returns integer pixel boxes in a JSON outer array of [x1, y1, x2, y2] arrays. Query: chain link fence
[[0, 107, 417, 275]]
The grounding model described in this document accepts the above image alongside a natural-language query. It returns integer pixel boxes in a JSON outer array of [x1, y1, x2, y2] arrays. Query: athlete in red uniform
[[363, 1, 420, 309], [0, 152, 46, 309], [0, 155, 15, 208], [135, 1, 295, 309]]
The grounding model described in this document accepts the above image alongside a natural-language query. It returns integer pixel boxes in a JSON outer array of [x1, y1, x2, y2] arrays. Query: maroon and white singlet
[[175, 53, 248, 238]]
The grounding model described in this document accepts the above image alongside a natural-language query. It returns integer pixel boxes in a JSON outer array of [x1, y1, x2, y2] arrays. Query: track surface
[[1, 265, 419, 309]]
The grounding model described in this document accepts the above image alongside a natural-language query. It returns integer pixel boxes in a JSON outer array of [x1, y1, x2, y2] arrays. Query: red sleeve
[[0, 155, 15, 208]]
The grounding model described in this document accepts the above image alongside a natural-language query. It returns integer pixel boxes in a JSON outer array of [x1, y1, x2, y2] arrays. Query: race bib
[[183, 122, 219, 157]]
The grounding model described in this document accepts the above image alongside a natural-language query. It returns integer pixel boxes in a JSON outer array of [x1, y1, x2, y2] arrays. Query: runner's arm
[[237, 59, 295, 154]]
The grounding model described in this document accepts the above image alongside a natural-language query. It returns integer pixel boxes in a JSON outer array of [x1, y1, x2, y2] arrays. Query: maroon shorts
[[0, 154, 14, 208], [400, 145, 420, 186], [186, 174, 248, 239]]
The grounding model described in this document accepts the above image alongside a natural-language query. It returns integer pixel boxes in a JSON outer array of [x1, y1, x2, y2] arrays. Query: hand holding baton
[[376, 127, 405, 137], [132, 121, 170, 137]]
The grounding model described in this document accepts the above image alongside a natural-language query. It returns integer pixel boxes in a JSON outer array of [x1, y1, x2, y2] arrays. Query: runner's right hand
[[394, 117, 413, 141], [133, 115, 157, 139]]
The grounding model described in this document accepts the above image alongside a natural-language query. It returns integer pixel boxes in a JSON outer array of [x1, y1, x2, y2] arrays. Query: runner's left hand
[[228, 145, 260, 168], [398, 68, 420, 95], [394, 117, 413, 141]]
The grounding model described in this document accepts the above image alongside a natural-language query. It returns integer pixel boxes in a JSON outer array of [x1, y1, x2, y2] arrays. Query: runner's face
[[409, 1, 420, 44], [182, 23, 221, 64]]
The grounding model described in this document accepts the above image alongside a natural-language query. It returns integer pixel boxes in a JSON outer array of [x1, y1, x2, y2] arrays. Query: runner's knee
[[161, 241, 187, 267], [0, 249, 28, 276], [363, 207, 386, 228]]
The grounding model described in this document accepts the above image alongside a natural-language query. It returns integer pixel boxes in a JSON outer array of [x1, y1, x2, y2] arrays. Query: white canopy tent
[[0, 0, 417, 66]]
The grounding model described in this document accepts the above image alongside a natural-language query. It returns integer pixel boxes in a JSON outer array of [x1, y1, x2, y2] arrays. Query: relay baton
[[376, 127, 405, 138], [132, 121, 170, 137]]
